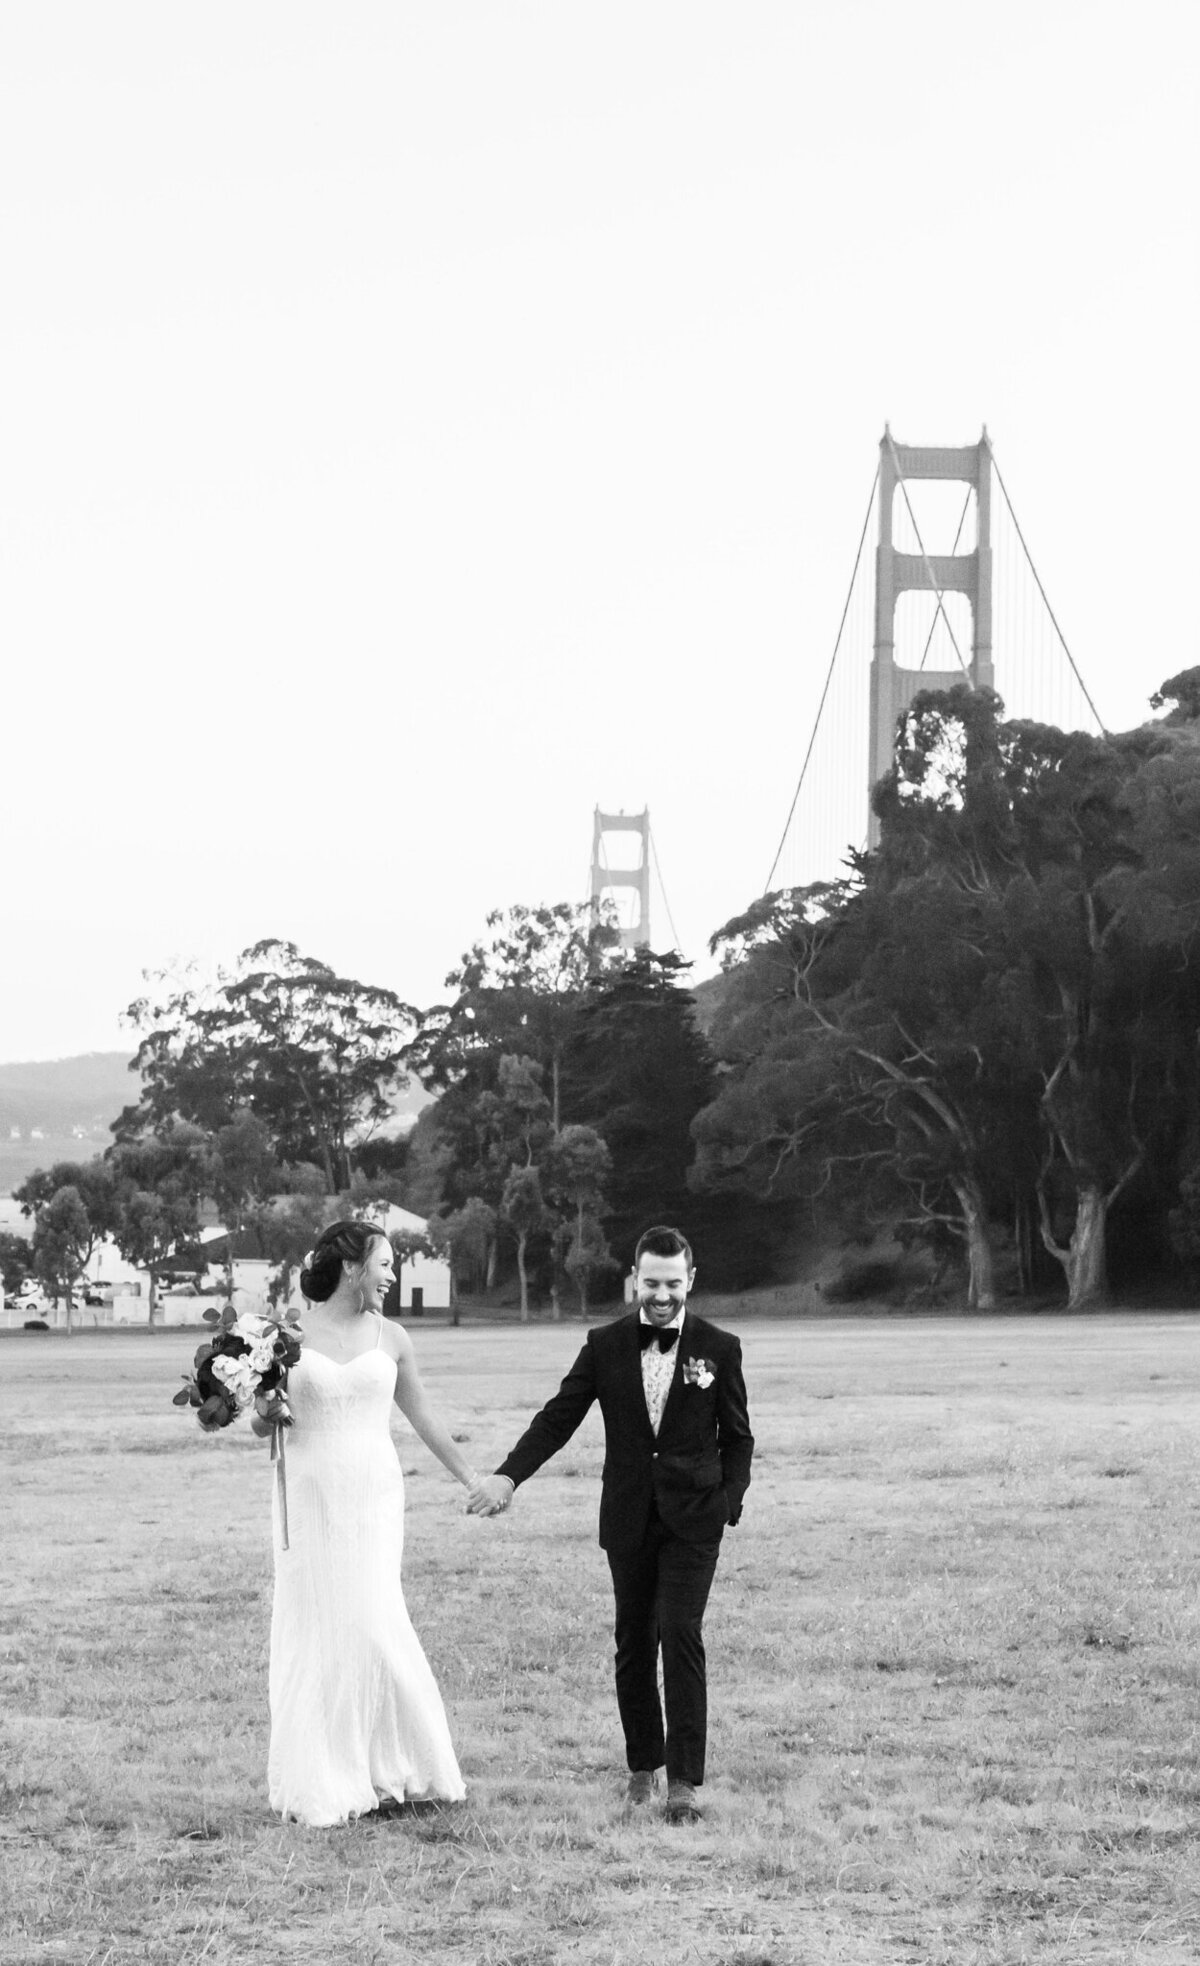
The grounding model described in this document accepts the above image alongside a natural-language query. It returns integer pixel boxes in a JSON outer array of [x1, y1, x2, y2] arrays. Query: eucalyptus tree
[[542, 1122, 615, 1316], [563, 948, 717, 1262], [17, 1158, 123, 1333], [107, 1124, 213, 1323], [406, 902, 615, 1189], [697, 868, 1022, 1310], [121, 941, 416, 1192], [30, 1187, 99, 1333], [697, 678, 1200, 1310]]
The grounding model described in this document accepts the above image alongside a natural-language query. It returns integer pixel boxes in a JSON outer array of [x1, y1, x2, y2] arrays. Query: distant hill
[[0, 1051, 139, 1193], [0, 1050, 431, 1196]]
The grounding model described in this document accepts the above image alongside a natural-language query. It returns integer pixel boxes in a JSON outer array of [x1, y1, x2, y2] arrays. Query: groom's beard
[[638, 1299, 686, 1326]]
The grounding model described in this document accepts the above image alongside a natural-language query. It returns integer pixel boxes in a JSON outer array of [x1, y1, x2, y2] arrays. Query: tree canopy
[[121, 940, 416, 1190], [22, 674, 1200, 1321], [693, 673, 1200, 1309]]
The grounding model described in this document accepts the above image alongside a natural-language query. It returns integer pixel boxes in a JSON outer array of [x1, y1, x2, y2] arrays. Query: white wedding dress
[[267, 1316, 466, 1826]]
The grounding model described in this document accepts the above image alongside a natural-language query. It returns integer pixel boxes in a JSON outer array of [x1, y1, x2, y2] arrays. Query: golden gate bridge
[[763, 427, 1106, 891], [588, 428, 1107, 953]]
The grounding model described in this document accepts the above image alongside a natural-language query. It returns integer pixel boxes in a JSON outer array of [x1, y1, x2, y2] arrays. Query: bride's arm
[[390, 1326, 481, 1492]]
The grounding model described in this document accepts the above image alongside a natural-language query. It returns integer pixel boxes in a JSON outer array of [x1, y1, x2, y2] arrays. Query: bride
[[255, 1218, 485, 1826]]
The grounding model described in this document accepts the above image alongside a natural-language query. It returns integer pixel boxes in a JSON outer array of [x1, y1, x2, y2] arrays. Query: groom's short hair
[[633, 1225, 694, 1271]]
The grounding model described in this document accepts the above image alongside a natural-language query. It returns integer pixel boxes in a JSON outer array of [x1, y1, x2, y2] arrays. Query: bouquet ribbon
[[272, 1423, 290, 1551]]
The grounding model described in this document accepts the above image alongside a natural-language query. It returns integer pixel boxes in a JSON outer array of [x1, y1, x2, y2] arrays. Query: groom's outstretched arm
[[494, 1337, 600, 1491]]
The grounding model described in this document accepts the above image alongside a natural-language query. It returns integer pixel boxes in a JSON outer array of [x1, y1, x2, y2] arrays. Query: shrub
[[824, 1257, 903, 1303]]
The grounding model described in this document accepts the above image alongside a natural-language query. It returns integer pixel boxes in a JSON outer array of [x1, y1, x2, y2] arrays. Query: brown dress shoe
[[665, 1778, 703, 1821], [624, 1770, 658, 1806]]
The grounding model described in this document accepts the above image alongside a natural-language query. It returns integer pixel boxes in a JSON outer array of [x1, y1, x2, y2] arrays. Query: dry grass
[[3, 1310, 1200, 1964]]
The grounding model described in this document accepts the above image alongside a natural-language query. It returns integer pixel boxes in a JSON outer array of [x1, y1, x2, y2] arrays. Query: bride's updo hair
[[299, 1219, 387, 1307]]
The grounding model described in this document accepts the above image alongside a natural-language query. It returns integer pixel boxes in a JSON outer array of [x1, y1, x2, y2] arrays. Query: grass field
[[3, 1311, 1200, 1965]]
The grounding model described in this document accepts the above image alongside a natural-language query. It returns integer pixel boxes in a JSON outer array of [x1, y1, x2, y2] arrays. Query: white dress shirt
[[639, 1308, 684, 1436]]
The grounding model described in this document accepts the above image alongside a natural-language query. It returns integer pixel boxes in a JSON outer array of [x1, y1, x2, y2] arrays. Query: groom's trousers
[[606, 1508, 721, 1787]]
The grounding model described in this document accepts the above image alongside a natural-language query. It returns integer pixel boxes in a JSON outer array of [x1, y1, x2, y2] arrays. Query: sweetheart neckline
[[299, 1347, 394, 1373]]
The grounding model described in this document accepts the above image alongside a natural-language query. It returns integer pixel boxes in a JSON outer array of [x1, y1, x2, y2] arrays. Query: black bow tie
[[640, 1323, 679, 1353]]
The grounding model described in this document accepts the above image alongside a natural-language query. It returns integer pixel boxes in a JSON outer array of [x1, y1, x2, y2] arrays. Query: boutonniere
[[682, 1356, 715, 1389]]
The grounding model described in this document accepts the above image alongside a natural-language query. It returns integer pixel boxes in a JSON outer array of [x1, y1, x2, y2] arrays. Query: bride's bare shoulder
[[376, 1314, 409, 1362]]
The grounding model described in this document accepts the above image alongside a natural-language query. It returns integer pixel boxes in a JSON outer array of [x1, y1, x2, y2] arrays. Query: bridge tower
[[590, 807, 651, 949], [868, 428, 993, 844]]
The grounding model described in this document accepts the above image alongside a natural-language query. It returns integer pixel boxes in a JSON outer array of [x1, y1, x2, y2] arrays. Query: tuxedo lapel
[[619, 1313, 656, 1441]]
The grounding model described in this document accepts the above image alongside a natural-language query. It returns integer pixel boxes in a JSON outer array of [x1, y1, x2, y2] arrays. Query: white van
[[13, 1280, 50, 1320]]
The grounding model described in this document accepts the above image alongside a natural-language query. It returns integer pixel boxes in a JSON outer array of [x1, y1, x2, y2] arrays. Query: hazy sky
[[1, 1, 1196, 1061]]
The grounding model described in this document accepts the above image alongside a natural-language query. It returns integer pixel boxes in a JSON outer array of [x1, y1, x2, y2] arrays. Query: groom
[[468, 1224, 753, 1821]]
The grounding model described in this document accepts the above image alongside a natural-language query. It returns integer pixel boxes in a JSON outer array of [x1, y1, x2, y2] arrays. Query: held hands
[[466, 1474, 515, 1518]]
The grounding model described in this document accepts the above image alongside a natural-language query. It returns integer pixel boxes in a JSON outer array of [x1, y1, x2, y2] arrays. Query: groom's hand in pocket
[[466, 1474, 515, 1517]]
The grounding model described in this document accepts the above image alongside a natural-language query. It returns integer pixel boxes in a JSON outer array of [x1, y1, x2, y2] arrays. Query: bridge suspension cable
[[762, 464, 879, 894], [984, 435, 1108, 736], [648, 825, 682, 952], [918, 488, 972, 674]]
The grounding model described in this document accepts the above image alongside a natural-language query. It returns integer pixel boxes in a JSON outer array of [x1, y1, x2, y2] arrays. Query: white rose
[[233, 1313, 270, 1343], [212, 1355, 256, 1398]]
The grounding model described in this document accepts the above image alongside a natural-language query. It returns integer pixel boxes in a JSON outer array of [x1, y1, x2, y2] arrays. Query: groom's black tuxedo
[[494, 1308, 754, 1787], [496, 1309, 753, 1551]]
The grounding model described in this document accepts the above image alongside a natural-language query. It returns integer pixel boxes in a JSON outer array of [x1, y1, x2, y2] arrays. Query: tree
[[16, 1159, 122, 1333], [410, 903, 617, 1132], [564, 1216, 618, 1319], [108, 1127, 211, 1325], [441, 1197, 498, 1311], [121, 941, 417, 1191], [208, 1110, 281, 1224], [499, 1165, 551, 1322], [411, 910, 763, 1293], [392, 1112, 452, 1220], [1149, 665, 1200, 723], [564, 949, 718, 1261], [405, 903, 619, 1224], [207, 1109, 283, 1302], [15, 1157, 122, 1234], [697, 680, 1200, 1312], [31, 1188, 96, 1333], [542, 1124, 614, 1316], [253, 1176, 333, 1310], [1168, 1161, 1200, 1281], [860, 683, 1200, 1307], [0, 1232, 33, 1301], [697, 876, 1021, 1309]]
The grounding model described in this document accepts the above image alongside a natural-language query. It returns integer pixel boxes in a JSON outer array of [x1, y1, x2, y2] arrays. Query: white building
[[374, 1204, 451, 1312], [0, 1206, 452, 1330], [201, 1207, 451, 1315]]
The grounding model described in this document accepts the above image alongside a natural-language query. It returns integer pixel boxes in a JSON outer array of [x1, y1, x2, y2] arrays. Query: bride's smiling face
[[354, 1236, 395, 1314]]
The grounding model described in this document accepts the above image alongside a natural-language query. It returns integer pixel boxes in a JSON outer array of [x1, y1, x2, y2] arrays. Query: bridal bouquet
[[173, 1303, 304, 1548], [173, 1303, 303, 1432]]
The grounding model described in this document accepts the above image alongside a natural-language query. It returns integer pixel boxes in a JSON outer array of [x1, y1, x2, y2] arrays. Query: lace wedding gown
[[267, 1318, 466, 1825]]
